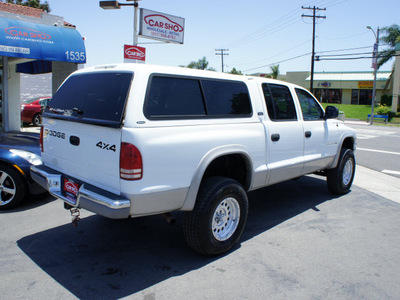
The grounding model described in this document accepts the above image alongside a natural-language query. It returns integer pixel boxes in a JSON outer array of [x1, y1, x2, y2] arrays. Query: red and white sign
[[124, 45, 146, 63], [64, 179, 79, 196], [139, 8, 185, 44]]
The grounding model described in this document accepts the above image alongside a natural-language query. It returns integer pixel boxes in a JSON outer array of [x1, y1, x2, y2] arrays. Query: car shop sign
[[139, 8, 185, 44], [124, 44, 145, 63]]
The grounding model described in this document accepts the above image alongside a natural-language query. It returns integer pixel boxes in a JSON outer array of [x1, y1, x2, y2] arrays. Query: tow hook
[[70, 207, 81, 227]]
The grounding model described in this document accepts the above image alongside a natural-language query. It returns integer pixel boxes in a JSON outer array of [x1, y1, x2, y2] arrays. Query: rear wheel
[[183, 176, 248, 256], [0, 164, 26, 210], [326, 148, 355, 195]]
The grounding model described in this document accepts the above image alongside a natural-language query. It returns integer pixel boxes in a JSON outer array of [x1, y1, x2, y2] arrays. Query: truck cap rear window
[[43, 72, 133, 128]]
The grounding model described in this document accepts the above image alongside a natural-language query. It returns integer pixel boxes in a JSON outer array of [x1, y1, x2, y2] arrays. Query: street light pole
[[100, 0, 141, 46], [367, 26, 380, 125], [133, 0, 139, 46]]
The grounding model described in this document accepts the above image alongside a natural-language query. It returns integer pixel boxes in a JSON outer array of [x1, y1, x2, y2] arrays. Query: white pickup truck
[[31, 64, 356, 255]]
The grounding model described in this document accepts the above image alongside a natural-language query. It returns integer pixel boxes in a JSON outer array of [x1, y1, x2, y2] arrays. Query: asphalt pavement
[[2, 121, 398, 299], [1, 165, 400, 299]]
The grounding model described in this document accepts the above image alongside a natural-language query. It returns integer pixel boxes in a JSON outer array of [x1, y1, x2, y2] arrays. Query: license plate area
[[61, 175, 81, 206]]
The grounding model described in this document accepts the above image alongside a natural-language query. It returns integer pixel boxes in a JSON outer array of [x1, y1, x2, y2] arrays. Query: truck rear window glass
[[43, 72, 133, 127], [145, 76, 205, 117], [202, 80, 251, 116], [144, 75, 252, 119]]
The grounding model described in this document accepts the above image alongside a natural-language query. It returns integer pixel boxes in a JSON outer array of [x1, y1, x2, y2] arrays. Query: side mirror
[[325, 105, 339, 120]]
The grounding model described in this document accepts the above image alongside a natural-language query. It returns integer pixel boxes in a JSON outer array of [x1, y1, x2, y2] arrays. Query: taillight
[[39, 126, 44, 152], [120, 142, 142, 180]]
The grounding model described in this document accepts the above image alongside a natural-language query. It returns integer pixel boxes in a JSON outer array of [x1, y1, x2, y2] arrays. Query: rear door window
[[44, 72, 133, 128]]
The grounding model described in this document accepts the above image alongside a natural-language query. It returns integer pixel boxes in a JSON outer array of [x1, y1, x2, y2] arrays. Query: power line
[[243, 52, 311, 72], [316, 45, 372, 54], [317, 51, 373, 57]]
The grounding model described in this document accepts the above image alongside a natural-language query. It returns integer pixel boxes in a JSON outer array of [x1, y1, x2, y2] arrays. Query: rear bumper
[[30, 165, 130, 219]]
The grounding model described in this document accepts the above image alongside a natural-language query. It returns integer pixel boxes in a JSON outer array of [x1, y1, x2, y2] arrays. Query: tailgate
[[40, 70, 134, 195], [42, 119, 122, 194]]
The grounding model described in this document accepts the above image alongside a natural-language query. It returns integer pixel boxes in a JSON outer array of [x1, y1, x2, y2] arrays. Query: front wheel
[[183, 177, 248, 256], [326, 148, 355, 195], [32, 113, 42, 126], [0, 164, 26, 210]]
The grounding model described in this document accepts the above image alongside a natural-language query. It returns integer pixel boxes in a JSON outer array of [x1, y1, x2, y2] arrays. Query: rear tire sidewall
[[184, 177, 248, 256]]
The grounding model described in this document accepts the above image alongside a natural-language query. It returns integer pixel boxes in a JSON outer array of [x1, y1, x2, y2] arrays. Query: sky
[[49, 0, 399, 75]]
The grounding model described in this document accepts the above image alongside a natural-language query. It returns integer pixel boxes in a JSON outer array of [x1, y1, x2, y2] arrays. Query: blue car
[[0, 132, 46, 209]]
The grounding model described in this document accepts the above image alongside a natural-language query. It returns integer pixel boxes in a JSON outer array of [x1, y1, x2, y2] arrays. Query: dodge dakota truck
[[31, 64, 356, 255]]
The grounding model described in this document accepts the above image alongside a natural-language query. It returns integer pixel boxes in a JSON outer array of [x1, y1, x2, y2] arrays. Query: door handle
[[271, 133, 280, 142], [305, 131, 312, 138]]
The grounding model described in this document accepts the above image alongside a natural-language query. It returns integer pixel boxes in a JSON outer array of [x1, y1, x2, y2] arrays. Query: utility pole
[[215, 49, 229, 72], [302, 6, 326, 94]]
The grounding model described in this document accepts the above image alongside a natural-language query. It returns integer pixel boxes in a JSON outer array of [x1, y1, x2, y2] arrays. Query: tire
[[32, 113, 42, 126], [0, 164, 27, 210], [183, 176, 248, 256], [326, 148, 356, 195]]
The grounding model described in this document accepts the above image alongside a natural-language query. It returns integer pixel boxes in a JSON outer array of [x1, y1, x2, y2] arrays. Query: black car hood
[[0, 132, 41, 156]]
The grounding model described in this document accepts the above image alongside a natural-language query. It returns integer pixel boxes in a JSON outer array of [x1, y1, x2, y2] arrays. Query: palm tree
[[270, 64, 280, 79], [377, 24, 400, 69], [185, 57, 216, 71], [376, 25, 400, 93]]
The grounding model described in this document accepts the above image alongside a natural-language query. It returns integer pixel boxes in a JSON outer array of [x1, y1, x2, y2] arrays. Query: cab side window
[[145, 75, 252, 119], [295, 88, 324, 121], [262, 83, 297, 121]]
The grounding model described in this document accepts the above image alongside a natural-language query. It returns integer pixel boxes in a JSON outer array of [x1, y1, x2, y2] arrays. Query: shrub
[[376, 105, 391, 115]]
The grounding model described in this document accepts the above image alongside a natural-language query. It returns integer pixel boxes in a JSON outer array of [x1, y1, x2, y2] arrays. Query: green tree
[[184, 57, 216, 71], [229, 67, 243, 75], [6, 0, 51, 13], [270, 64, 280, 79], [376, 24, 400, 91]]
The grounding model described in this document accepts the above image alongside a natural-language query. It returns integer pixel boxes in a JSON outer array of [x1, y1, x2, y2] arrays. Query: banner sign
[[124, 45, 146, 63], [371, 43, 378, 69], [0, 17, 86, 63], [358, 81, 374, 89], [139, 8, 185, 44]]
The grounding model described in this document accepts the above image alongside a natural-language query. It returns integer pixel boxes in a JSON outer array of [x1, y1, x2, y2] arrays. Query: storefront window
[[359, 89, 372, 105], [351, 90, 359, 104], [314, 89, 342, 104]]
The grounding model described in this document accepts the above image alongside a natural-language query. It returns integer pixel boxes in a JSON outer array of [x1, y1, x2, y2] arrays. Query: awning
[[0, 17, 86, 63]]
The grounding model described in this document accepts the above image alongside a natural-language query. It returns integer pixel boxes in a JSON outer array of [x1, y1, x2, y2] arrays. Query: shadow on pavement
[[0, 193, 56, 214], [18, 175, 338, 299]]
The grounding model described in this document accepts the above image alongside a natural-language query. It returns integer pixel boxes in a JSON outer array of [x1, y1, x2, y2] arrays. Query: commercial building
[[0, 2, 86, 132], [286, 71, 392, 105]]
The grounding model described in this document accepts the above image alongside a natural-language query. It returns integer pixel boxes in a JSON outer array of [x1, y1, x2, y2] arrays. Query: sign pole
[[133, 0, 138, 46], [369, 27, 379, 125]]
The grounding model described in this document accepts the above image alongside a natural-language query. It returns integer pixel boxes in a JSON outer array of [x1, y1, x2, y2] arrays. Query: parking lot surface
[[1, 167, 400, 299]]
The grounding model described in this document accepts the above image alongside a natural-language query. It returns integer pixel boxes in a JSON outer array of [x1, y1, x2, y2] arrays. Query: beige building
[[286, 71, 392, 105]]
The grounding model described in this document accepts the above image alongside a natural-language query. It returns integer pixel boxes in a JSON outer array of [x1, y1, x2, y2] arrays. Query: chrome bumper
[[30, 165, 131, 219]]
